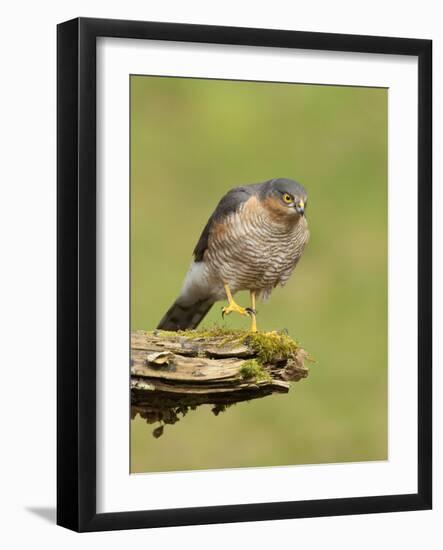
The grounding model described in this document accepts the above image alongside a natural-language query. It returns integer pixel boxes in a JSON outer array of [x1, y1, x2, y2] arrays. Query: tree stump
[[131, 328, 310, 437]]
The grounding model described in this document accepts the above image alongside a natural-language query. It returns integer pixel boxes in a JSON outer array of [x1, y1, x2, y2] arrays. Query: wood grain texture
[[131, 330, 309, 436]]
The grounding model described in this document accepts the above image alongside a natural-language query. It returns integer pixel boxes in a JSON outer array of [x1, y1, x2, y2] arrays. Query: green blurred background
[[130, 76, 388, 473]]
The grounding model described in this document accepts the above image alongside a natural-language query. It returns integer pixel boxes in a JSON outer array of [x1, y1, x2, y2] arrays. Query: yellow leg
[[249, 291, 257, 332], [222, 283, 249, 318]]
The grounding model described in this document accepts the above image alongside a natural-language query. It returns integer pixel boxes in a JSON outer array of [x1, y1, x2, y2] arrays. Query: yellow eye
[[283, 193, 293, 203]]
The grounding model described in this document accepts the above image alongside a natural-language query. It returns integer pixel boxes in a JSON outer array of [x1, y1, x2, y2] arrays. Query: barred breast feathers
[[203, 195, 309, 298]]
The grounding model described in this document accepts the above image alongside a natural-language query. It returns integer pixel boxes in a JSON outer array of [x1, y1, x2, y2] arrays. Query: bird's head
[[260, 178, 308, 220]]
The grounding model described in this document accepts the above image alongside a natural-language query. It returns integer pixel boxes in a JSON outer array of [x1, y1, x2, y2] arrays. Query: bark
[[131, 330, 309, 437]]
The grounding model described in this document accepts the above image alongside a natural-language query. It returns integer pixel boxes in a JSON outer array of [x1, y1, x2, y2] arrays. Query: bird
[[157, 178, 309, 333]]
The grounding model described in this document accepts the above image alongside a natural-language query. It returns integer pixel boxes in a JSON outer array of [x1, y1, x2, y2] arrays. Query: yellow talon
[[221, 284, 258, 332], [221, 302, 249, 317], [222, 283, 249, 318]]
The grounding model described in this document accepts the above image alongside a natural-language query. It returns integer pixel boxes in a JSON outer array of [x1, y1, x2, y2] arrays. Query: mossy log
[[131, 328, 309, 437]]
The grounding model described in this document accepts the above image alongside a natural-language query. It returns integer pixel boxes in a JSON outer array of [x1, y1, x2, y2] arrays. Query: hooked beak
[[295, 199, 305, 216]]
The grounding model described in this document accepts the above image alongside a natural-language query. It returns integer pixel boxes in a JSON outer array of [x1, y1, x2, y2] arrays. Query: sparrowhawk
[[157, 178, 309, 332]]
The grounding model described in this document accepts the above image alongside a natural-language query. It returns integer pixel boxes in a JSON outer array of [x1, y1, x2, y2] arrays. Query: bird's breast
[[205, 201, 309, 294]]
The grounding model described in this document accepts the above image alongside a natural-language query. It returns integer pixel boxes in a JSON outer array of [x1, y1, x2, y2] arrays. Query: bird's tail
[[157, 297, 215, 331]]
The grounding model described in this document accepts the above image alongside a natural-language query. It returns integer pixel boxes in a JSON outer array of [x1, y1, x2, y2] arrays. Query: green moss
[[244, 331, 299, 364], [239, 359, 272, 383]]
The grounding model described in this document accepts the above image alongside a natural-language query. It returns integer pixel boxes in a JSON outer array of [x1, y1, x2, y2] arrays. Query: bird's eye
[[283, 193, 293, 203]]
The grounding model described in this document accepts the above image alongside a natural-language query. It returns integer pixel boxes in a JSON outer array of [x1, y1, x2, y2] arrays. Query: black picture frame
[[57, 17, 432, 532]]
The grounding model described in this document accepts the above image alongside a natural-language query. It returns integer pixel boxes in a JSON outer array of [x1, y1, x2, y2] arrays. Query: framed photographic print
[[57, 17, 432, 532]]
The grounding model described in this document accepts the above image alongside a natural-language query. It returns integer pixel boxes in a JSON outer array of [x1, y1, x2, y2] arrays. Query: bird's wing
[[193, 185, 256, 261]]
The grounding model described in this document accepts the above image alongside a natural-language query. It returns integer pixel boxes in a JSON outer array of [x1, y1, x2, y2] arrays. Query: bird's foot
[[221, 301, 250, 319], [221, 303, 258, 331]]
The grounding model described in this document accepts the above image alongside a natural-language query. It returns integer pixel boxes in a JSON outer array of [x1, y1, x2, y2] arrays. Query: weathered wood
[[131, 329, 309, 437]]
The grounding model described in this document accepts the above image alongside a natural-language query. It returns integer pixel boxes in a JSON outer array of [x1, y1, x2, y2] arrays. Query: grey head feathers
[[258, 178, 308, 202]]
